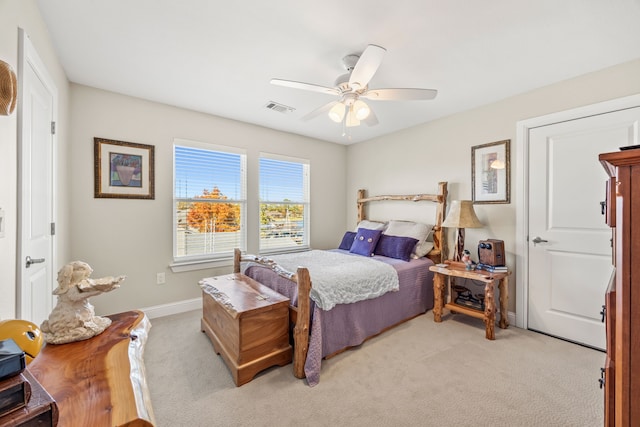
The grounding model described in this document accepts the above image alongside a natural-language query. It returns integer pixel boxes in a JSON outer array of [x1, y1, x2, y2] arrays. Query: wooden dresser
[[599, 149, 640, 426], [28, 310, 155, 427]]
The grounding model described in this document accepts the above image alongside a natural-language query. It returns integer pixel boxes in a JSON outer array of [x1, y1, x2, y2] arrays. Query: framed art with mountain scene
[[94, 137, 155, 199]]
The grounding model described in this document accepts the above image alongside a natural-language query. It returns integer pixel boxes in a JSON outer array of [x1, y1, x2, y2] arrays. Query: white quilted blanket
[[267, 250, 399, 310]]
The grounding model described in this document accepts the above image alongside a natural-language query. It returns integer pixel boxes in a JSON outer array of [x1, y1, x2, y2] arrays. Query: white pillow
[[384, 220, 433, 258], [354, 220, 387, 232]]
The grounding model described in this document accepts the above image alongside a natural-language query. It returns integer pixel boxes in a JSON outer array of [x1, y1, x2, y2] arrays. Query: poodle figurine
[[40, 261, 125, 344]]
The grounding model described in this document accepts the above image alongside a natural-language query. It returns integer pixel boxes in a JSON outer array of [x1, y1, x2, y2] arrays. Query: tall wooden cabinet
[[599, 149, 640, 427]]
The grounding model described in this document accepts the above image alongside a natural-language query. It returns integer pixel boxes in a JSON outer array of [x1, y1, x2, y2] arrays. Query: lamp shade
[[353, 99, 370, 120], [328, 102, 345, 123], [345, 106, 361, 127], [442, 200, 483, 228]]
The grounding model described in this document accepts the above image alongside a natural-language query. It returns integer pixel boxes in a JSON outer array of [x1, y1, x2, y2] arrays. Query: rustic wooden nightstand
[[430, 261, 510, 340]]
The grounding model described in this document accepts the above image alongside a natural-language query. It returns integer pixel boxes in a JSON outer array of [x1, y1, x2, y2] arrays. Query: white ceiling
[[36, 0, 640, 145]]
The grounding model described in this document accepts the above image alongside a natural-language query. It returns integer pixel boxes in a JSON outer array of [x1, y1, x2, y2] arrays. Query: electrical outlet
[[156, 272, 166, 284]]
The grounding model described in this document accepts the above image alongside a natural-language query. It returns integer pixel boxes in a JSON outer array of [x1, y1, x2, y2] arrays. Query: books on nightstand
[[0, 338, 58, 425], [0, 339, 25, 382], [476, 263, 508, 273]]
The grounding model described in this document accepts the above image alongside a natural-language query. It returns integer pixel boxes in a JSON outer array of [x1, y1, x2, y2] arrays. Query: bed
[[232, 182, 448, 386]]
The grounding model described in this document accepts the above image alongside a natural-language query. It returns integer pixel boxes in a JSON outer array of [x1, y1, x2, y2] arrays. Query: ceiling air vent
[[265, 101, 295, 114]]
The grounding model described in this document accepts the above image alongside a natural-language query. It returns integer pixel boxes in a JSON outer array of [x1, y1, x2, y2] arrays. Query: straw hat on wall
[[0, 60, 18, 116]]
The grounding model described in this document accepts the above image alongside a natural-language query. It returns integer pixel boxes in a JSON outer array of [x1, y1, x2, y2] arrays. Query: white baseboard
[[141, 298, 201, 319], [508, 311, 516, 327]]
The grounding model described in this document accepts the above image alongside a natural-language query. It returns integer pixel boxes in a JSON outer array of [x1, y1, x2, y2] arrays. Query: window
[[173, 140, 246, 262], [259, 153, 310, 253]]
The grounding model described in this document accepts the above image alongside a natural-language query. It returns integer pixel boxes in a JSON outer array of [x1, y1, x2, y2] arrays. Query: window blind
[[259, 154, 310, 252], [174, 141, 246, 260]]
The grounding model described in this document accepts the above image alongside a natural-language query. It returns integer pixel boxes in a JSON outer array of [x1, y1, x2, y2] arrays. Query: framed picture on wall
[[471, 139, 510, 204], [94, 137, 155, 199]]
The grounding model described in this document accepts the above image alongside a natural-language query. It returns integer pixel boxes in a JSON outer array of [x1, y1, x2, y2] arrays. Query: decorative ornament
[[40, 261, 125, 344], [0, 60, 17, 116]]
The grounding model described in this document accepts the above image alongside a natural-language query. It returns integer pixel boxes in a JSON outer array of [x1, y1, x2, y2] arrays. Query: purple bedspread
[[243, 249, 434, 386]]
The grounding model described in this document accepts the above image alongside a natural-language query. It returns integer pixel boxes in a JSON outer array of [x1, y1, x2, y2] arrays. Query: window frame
[[171, 139, 247, 270], [258, 152, 310, 255]]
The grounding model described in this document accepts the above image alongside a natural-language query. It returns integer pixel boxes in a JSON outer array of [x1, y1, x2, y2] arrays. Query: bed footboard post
[[435, 182, 448, 263], [357, 189, 366, 223], [233, 248, 241, 273], [293, 267, 311, 379]]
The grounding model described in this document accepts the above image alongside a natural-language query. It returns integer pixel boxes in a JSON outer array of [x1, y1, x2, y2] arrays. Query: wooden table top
[[28, 310, 154, 427], [429, 260, 510, 282]]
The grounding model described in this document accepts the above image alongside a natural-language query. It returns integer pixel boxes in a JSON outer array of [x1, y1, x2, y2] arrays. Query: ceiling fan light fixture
[[345, 107, 361, 127], [328, 102, 346, 123], [353, 99, 370, 120], [270, 44, 437, 135]]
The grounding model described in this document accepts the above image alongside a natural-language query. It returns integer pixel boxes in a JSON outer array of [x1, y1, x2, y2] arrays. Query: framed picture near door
[[471, 139, 510, 204], [94, 137, 155, 199]]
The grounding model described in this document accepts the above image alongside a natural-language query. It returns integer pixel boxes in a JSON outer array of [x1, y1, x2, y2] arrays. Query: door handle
[[25, 256, 45, 268], [532, 237, 548, 246]]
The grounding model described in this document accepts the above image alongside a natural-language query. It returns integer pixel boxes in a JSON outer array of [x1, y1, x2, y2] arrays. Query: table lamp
[[442, 200, 483, 261]]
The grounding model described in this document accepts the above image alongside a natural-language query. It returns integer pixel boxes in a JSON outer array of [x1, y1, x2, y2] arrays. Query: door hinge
[[51, 121, 56, 135], [50, 222, 56, 236]]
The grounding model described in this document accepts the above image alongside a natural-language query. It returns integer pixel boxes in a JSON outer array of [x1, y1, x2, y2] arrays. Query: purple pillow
[[349, 228, 383, 257], [375, 235, 419, 261], [338, 231, 357, 250]]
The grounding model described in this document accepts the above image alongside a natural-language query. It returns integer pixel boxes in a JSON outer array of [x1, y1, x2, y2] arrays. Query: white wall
[[0, 0, 71, 320], [2, 0, 638, 320], [69, 84, 347, 315], [346, 58, 640, 312]]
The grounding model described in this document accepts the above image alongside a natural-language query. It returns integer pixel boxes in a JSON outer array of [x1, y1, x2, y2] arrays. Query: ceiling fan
[[270, 44, 438, 128]]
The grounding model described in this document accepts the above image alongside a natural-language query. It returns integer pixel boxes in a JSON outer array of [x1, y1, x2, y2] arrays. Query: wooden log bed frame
[[233, 182, 448, 379]]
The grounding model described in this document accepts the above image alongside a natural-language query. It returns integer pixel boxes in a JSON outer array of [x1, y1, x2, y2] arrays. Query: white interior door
[[17, 30, 57, 325], [528, 107, 640, 350]]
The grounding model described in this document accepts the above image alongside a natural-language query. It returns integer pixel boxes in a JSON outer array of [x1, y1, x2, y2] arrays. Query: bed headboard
[[356, 181, 448, 263]]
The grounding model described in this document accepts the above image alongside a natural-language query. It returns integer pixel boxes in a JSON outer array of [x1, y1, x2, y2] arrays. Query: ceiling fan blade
[[361, 88, 438, 101], [270, 79, 340, 96], [301, 101, 338, 121], [348, 44, 386, 90]]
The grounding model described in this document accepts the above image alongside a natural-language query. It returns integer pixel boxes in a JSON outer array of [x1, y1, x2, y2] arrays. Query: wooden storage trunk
[[201, 273, 291, 386]]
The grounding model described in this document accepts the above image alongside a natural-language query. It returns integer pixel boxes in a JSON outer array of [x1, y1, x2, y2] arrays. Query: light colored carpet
[[144, 309, 603, 427]]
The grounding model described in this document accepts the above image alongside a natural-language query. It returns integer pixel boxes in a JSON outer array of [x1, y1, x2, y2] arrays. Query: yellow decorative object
[[0, 319, 44, 364]]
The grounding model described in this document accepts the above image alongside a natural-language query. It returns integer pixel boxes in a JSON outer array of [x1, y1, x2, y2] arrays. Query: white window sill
[[169, 258, 233, 273], [170, 246, 310, 273], [258, 246, 310, 257]]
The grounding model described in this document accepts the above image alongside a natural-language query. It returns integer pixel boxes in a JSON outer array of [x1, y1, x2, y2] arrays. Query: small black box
[[0, 339, 26, 381], [478, 239, 506, 267]]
